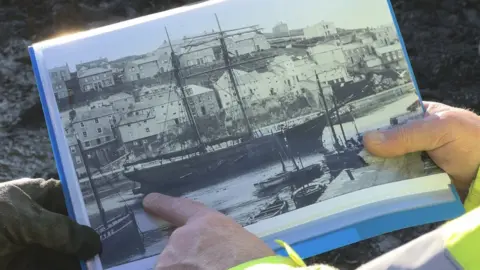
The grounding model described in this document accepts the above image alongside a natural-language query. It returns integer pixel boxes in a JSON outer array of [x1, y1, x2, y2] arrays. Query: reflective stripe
[[356, 227, 461, 270], [443, 166, 480, 269], [357, 167, 480, 270], [233, 167, 480, 270], [228, 255, 298, 270], [275, 240, 307, 267], [444, 206, 480, 269], [463, 167, 480, 212]]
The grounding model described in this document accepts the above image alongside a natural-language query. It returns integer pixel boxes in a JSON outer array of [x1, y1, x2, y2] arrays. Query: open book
[[28, 0, 464, 269]]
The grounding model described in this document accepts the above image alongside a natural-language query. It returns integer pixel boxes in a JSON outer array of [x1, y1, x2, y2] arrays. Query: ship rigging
[[122, 14, 355, 195]]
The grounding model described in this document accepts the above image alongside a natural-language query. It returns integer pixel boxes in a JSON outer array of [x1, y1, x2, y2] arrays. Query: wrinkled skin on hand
[[0, 178, 102, 270], [363, 101, 480, 199], [143, 193, 275, 270]]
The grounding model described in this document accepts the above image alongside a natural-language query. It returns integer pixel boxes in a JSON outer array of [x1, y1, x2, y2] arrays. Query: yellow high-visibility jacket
[[230, 168, 480, 270]]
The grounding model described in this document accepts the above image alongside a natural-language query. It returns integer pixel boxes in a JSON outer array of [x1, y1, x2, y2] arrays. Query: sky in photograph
[[42, 0, 396, 70]]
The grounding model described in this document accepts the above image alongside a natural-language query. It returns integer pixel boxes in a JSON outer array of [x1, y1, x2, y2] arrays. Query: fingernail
[[365, 131, 386, 144]]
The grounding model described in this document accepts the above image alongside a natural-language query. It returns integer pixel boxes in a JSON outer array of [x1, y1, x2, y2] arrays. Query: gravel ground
[[1, 0, 479, 268]]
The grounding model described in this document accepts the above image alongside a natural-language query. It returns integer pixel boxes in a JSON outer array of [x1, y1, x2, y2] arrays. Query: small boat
[[254, 163, 323, 193], [254, 171, 291, 191], [324, 147, 365, 179], [250, 197, 288, 223], [292, 183, 328, 209]]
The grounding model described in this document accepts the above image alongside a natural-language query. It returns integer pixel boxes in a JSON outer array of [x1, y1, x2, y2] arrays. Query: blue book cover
[[28, 0, 465, 269]]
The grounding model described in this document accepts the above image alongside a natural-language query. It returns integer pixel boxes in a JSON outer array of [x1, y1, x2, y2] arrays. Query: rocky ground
[[1, 0, 480, 268]]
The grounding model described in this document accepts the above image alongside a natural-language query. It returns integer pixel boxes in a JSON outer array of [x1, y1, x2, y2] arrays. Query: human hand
[[363, 101, 480, 197], [143, 193, 275, 270], [0, 178, 102, 270]]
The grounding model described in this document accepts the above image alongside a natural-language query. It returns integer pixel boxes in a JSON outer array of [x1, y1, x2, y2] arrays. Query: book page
[[35, 0, 448, 269]]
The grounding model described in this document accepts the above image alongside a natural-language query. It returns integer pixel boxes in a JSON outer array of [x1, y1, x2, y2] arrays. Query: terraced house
[[76, 58, 115, 92]]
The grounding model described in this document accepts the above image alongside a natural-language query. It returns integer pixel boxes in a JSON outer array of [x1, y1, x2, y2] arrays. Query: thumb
[[363, 113, 455, 157]]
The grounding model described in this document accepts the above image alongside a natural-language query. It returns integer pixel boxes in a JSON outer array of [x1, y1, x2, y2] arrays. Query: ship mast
[[165, 27, 206, 152], [76, 135, 107, 227], [348, 105, 360, 137], [168, 16, 277, 139], [315, 71, 340, 148], [331, 92, 348, 145], [215, 14, 253, 138]]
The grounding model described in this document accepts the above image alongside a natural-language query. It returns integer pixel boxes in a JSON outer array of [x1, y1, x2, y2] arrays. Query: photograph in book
[[40, 0, 442, 268]]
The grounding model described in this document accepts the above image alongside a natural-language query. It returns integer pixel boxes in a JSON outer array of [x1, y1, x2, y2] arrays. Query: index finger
[[142, 192, 217, 227]]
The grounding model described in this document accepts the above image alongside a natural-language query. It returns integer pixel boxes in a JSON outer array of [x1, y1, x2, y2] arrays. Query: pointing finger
[[143, 193, 215, 227]]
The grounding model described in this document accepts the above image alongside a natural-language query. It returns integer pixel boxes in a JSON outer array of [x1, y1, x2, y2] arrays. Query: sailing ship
[[316, 75, 368, 179], [75, 137, 146, 268], [123, 15, 331, 195]]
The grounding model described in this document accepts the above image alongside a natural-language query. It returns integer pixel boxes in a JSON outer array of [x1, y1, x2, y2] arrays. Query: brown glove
[[0, 178, 101, 270]]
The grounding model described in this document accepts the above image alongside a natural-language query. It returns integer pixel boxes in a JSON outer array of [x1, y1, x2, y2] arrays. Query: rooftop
[[73, 106, 115, 123], [76, 58, 109, 71], [185, 85, 214, 96], [308, 43, 341, 53], [342, 42, 366, 50], [133, 56, 159, 66], [374, 43, 402, 55], [117, 112, 155, 126], [363, 55, 380, 61], [230, 31, 264, 42], [49, 64, 70, 72], [138, 88, 182, 105], [127, 101, 157, 112], [106, 92, 133, 102], [215, 68, 249, 84], [77, 66, 112, 78], [138, 84, 175, 95]]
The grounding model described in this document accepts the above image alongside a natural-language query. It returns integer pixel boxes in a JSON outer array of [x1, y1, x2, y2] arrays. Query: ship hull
[[324, 147, 367, 179], [253, 163, 323, 196], [292, 183, 328, 209], [126, 134, 281, 195], [283, 113, 328, 154], [98, 212, 145, 268], [124, 114, 328, 195], [246, 197, 289, 225]]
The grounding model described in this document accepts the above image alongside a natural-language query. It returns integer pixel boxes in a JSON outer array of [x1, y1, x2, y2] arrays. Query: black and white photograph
[[41, 0, 443, 268]]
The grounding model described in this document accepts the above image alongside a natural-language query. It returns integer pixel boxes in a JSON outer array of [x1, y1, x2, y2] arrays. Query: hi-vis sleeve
[[356, 168, 480, 270], [229, 168, 480, 270]]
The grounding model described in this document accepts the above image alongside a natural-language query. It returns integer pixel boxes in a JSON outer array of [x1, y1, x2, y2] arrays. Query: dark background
[[1, 0, 479, 268]]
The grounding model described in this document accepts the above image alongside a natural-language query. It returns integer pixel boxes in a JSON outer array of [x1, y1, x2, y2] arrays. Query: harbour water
[[85, 94, 420, 267]]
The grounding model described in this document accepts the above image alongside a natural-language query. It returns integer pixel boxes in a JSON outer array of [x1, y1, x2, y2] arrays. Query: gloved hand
[[143, 192, 275, 270], [0, 178, 102, 270]]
